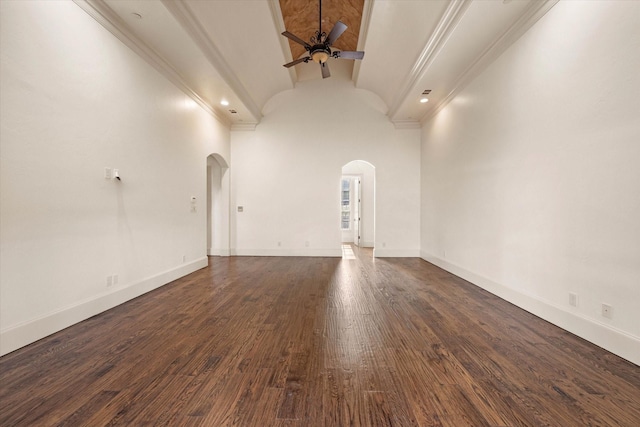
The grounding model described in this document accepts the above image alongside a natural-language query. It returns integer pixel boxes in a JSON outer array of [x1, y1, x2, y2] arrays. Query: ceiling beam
[[161, 0, 263, 124], [352, 0, 374, 86], [267, 0, 298, 85], [386, 0, 472, 122], [420, 0, 559, 124]]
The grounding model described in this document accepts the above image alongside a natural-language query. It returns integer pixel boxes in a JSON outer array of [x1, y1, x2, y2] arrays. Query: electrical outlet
[[305, 241, 310, 247], [182, 255, 186, 263], [113, 274, 118, 285], [106, 275, 113, 287], [104, 167, 112, 179], [602, 303, 613, 319], [569, 293, 578, 307], [383, 242, 387, 248], [277, 241, 281, 247]]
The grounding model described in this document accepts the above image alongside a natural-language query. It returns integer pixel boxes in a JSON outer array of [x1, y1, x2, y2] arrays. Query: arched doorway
[[341, 160, 376, 257], [207, 154, 230, 256]]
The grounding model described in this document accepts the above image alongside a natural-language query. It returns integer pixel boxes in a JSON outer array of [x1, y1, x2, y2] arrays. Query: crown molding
[[386, 0, 472, 120], [392, 120, 421, 130], [161, 0, 262, 123], [420, 0, 559, 124], [73, 0, 230, 127], [230, 123, 257, 131]]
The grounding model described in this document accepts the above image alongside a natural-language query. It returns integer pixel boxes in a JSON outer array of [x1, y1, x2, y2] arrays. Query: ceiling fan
[[281, 0, 365, 79]]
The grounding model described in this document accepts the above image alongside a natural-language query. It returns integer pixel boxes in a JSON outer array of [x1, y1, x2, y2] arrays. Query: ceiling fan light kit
[[281, 0, 365, 79], [311, 48, 329, 64]]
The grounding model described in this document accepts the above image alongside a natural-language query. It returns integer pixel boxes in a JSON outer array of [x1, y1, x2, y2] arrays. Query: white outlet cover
[[602, 304, 613, 319]]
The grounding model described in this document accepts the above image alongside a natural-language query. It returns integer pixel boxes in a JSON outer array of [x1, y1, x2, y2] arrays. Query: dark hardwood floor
[[1, 246, 639, 426]]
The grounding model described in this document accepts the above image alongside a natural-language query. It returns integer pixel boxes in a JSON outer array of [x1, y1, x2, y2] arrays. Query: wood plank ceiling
[[279, 0, 364, 60]]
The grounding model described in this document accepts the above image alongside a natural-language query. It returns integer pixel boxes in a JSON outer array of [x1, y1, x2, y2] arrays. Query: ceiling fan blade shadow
[[321, 62, 330, 79], [335, 51, 365, 60], [282, 31, 311, 50], [283, 57, 310, 68], [325, 21, 347, 46]]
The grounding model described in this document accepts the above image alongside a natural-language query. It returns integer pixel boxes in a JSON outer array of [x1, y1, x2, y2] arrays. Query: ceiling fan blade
[[321, 62, 330, 79], [282, 31, 311, 50], [283, 57, 310, 68], [325, 21, 347, 46], [335, 50, 365, 60]]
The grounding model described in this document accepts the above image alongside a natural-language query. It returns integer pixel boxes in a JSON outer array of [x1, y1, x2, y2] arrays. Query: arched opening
[[341, 160, 376, 258], [207, 153, 230, 256]]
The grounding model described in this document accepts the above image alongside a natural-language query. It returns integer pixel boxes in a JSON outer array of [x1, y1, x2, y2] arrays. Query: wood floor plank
[[1, 248, 638, 426]]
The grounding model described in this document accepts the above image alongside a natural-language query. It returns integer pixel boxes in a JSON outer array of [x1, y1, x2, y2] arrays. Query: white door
[[353, 178, 361, 246]]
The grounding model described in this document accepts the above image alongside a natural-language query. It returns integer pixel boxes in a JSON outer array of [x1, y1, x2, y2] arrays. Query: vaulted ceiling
[[75, 0, 557, 130]]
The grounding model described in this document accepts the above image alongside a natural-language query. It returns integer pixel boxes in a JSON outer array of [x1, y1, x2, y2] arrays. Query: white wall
[[420, 1, 640, 364], [0, 0, 230, 355], [342, 161, 375, 247], [231, 62, 420, 257]]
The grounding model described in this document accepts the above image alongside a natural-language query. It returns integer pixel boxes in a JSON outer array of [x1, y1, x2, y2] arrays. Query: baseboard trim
[[0, 257, 208, 356], [340, 241, 374, 248], [230, 248, 342, 257], [374, 248, 421, 258], [420, 251, 640, 366], [208, 249, 231, 257]]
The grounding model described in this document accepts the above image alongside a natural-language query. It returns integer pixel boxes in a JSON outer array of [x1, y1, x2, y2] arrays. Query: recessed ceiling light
[[420, 98, 429, 103], [220, 100, 229, 106]]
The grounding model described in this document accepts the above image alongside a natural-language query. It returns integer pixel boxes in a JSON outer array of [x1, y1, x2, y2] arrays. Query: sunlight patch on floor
[[341, 244, 356, 259]]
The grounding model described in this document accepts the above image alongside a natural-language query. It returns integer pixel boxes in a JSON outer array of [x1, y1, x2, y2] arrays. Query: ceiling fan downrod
[[319, 0, 322, 39]]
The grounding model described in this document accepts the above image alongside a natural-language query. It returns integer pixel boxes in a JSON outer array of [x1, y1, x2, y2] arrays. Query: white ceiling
[[76, 0, 557, 130]]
